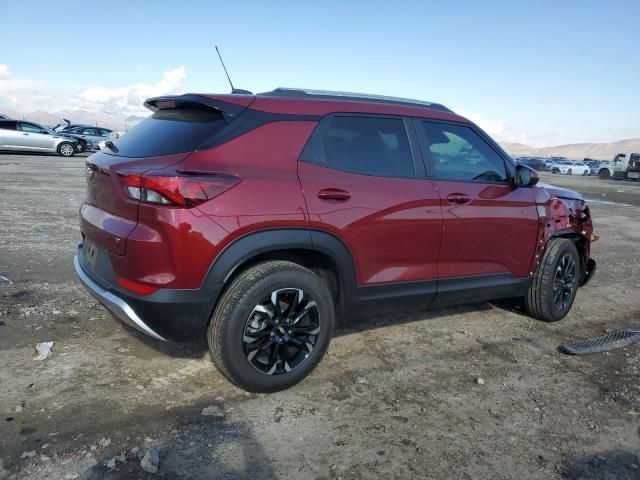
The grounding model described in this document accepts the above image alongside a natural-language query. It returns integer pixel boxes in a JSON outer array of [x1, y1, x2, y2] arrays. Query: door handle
[[22, 133, 29, 136], [317, 188, 351, 201], [446, 193, 471, 205]]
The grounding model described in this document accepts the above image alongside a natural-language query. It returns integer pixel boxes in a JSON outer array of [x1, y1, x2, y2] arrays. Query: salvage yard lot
[[1, 154, 639, 480]]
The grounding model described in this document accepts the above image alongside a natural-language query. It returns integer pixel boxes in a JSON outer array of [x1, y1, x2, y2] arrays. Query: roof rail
[[258, 87, 453, 113]]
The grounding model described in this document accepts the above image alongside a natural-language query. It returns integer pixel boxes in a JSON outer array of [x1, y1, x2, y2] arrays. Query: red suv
[[75, 88, 596, 392]]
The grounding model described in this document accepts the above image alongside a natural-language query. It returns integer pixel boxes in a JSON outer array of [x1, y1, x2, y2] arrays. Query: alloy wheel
[[553, 253, 577, 310], [60, 144, 74, 156], [242, 288, 320, 375]]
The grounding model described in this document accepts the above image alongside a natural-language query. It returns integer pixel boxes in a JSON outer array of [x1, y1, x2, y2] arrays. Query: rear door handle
[[22, 133, 29, 136], [446, 193, 471, 205], [317, 188, 351, 201]]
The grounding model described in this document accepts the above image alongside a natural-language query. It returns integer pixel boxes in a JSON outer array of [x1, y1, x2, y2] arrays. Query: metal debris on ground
[[0, 275, 12, 285], [33, 342, 54, 361], [560, 329, 640, 354]]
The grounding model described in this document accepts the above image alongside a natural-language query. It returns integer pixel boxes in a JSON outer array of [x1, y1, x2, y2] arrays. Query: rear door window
[[19, 122, 47, 134], [301, 115, 414, 177], [106, 106, 226, 158], [417, 121, 508, 183], [0, 121, 17, 130]]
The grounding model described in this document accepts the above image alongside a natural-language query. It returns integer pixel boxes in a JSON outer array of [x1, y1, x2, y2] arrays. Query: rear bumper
[[74, 245, 217, 341], [74, 255, 167, 340]]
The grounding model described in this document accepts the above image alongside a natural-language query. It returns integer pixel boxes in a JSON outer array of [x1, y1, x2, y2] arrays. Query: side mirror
[[514, 164, 539, 187]]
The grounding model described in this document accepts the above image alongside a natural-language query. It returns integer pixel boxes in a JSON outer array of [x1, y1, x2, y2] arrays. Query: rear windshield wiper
[[104, 140, 119, 154]]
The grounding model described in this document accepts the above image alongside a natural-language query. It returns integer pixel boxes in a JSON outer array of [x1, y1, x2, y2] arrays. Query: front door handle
[[446, 193, 471, 205], [22, 133, 30, 136], [317, 188, 351, 201]]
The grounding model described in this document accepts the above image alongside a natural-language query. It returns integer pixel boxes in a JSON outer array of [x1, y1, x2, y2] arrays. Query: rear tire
[[582, 170, 588, 176], [208, 261, 335, 393], [524, 238, 580, 322], [58, 142, 75, 157]]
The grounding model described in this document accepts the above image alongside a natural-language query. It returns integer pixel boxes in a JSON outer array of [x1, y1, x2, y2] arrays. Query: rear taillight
[[117, 170, 240, 207]]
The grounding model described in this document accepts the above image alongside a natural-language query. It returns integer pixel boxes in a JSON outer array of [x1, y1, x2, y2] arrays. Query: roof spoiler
[[143, 94, 254, 123]]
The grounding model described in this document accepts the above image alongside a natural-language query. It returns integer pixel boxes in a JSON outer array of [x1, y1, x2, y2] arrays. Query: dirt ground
[[1, 154, 639, 480]]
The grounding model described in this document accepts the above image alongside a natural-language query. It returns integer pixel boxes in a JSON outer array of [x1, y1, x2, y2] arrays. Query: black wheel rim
[[242, 288, 320, 375], [553, 253, 577, 310]]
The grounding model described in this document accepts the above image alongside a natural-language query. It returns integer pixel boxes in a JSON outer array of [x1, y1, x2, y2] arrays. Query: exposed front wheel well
[[551, 232, 590, 285]]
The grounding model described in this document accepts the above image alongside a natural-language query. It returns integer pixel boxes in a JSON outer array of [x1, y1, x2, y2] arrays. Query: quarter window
[[303, 116, 414, 177], [19, 123, 47, 134], [419, 122, 508, 182]]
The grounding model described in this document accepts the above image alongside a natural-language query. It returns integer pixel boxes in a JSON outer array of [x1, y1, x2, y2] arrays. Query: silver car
[[0, 120, 77, 156]]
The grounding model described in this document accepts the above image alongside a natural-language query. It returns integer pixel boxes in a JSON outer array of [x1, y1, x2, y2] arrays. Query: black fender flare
[[200, 228, 359, 305]]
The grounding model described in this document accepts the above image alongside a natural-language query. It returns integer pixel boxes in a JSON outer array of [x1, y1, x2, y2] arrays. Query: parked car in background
[[59, 134, 91, 153], [584, 160, 603, 175], [0, 114, 10, 120], [516, 157, 546, 171], [554, 161, 590, 176], [60, 126, 113, 151], [0, 119, 77, 156], [549, 160, 572, 173]]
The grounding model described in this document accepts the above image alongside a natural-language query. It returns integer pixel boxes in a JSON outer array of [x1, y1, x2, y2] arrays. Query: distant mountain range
[[1, 106, 638, 159], [501, 138, 640, 161], [0, 108, 144, 131]]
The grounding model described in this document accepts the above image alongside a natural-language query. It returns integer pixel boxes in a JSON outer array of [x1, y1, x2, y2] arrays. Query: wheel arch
[[200, 228, 358, 317], [549, 229, 591, 285]]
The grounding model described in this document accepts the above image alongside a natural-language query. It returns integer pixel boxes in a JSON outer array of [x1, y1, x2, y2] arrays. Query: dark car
[[60, 126, 112, 151], [75, 88, 596, 392], [516, 157, 546, 171]]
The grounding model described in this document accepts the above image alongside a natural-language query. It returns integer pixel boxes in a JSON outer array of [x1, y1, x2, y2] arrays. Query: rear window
[[106, 107, 226, 157], [0, 121, 17, 131]]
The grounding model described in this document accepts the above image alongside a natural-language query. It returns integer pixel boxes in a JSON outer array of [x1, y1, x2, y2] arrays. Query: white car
[[558, 162, 590, 176]]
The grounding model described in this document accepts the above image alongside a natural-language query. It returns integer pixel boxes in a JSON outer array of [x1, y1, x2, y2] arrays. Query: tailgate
[[82, 151, 191, 255]]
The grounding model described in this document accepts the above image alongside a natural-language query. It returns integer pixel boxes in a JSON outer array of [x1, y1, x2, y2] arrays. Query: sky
[[1, 0, 639, 147]]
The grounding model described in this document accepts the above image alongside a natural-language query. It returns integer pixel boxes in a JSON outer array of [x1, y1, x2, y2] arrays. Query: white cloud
[[457, 110, 529, 145], [0, 65, 187, 117], [77, 66, 186, 116]]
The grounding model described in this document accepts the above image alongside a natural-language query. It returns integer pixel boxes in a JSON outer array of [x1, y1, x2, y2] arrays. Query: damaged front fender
[[531, 187, 595, 284]]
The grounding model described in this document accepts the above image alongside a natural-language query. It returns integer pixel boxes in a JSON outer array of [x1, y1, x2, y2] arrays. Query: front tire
[[598, 169, 610, 179], [524, 238, 580, 322], [58, 142, 75, 157], [582, 170, 588, 176], [208, 261, 335, 393], [567, 168, 572, 175]]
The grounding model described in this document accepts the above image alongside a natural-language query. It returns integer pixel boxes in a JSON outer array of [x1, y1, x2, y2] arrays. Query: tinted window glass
[[106, 107, 225, 158], [19, 123, 47, 134], [419, 122, 507, 182], [0, 121, 17, 131], [303, 116, 414, 177], [81, 128, 99, 135], [99, 129, 112, 137]]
